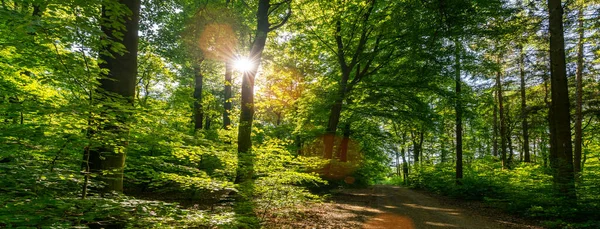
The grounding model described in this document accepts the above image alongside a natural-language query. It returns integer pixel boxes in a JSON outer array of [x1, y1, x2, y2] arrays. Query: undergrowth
[[395, 159, 600, 229]]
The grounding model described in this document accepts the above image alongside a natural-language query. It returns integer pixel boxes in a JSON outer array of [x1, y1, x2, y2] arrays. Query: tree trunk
[[275, 112, 281, 126], [547, 0, 576, 199], [519, 45, 530, 162], [88, 0, 140, 193], [205, 114, 211, 130], [323, 80, 347, 160], [402, 148, 408, 184], [411, 131, 420, 164], [454, 40, 463, 184], [507, 106, 514, 167], [337, 123, 350, 162], [32, 2, 45, 17], [234, 1, 281, 225], [296, 134, 303, 155], [193, 64, 204, 131], [543, 72, 551, 169], [419, 131, 424, 164], [401, 133, 409, 184], [410, 129, 424, 165], [440, 118, 447, 163], [223, 61, 232, 129], [497, 57, 507, 169], [493, 92, 498, 157], [324, 0, 376, 162], [236, 0, 271, 184], [574, 7, 584, 176], [395, 148, 400, 176], [541, 137, 548, 167], [323, 20, 349, 162], [531, 137, 540, 163], [506, 95, 513, 168]]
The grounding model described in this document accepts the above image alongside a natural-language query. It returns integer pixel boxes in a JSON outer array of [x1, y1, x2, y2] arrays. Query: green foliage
[[408, 161, 600, 228], [252, 139, 326, 220], [380, 176, 404, 186], [0, 141, 235, 228], [3, 0, 600, 228], [0, 194, 234, 228]]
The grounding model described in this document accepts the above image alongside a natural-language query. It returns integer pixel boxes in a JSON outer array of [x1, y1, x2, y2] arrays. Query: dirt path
[[265, 185, 542, 229]]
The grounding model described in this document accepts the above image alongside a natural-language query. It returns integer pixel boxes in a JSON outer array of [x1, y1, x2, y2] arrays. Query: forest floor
[[264, 185, 544, 229]]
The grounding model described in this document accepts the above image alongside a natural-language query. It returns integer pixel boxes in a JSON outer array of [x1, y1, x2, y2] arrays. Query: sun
[[234, 57, 254, 72]]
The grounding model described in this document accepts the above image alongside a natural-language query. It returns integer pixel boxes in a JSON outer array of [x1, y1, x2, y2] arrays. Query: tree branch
[[348, 0, 376, 70], [268, 5, 291, 31], [335, 20, 349, 74]]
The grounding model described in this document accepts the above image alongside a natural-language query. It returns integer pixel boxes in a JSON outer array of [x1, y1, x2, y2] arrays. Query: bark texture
[[518, 46, 530, 162], [547, 0, 576, 199], [574, 7, 584, 175], [493, 92, 498, 157], [88, 0, 140, 193], [337, 123, 351, 162], [235, 0, 270, 184]]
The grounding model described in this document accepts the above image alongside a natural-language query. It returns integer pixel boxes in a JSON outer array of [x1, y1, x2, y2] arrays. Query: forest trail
[[266, 185, 542, 229]]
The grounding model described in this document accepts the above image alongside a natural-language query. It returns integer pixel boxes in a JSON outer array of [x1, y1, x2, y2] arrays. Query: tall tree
[[322, 0, 381, 162], [497, 57, 508, 169], [573, 5, 584, 175], [87, 0, 140, 193], [180, 3, 239, 132], [493, 91, 499, 157], [235, 0, 291, 183], [518, 45, 530, 162], [222, 1, 237, 130], [401, 136, 409, 184], [233, 1, 291, 224], [547, 0, 576, 199], [193, 62, 204, 131], [454, 39, 463, 183], [411, 128, 424, 165]]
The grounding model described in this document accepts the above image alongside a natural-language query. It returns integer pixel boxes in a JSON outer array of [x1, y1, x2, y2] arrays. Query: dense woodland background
[[1, 0, 600, 228]]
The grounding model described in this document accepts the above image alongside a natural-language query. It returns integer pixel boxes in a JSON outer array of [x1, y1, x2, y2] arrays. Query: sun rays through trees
[[1, 0, 600, 228]]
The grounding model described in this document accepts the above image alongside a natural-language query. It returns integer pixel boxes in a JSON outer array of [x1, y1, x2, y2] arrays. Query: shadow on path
[[265, 185, 542, 229]]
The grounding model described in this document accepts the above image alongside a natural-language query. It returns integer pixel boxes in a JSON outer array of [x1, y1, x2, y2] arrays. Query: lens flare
[[234, 57, 254, 72]]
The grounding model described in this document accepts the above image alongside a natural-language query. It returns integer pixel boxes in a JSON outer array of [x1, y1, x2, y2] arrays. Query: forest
[[1, 0, 599, 228]]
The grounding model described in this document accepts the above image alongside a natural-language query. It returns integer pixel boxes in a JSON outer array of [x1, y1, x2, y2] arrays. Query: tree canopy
[[1, 0, 600, 228]]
